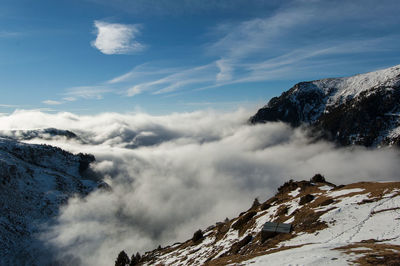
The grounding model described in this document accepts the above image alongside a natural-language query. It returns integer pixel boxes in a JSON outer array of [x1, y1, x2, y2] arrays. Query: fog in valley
[[1, 109, 399, 265]]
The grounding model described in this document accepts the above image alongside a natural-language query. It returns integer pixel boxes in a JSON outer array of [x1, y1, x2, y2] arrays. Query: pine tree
[[129, 252, 141, 266], [115, 250, 130, 266]]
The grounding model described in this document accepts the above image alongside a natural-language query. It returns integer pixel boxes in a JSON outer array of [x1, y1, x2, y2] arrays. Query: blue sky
[[1, 0, 400, 114]]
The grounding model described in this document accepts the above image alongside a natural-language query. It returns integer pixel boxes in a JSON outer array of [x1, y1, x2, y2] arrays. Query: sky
[[1, 0, 400, 114]]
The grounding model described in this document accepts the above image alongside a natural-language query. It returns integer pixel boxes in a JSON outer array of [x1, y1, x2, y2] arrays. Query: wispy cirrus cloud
[[111, 38, 396, 97], [91, 20, 145, 55], [42, 100, 63, 105], [216, 59, 234, 83], [103, 0, 400, 98], [48, 0, 399, 104], [107, 64, 181, 84], [125, 63, 217, 96], [63, 86, 112, 101], [0, 104, 19, 108]]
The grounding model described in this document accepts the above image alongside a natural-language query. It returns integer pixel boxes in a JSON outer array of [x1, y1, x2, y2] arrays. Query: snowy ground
[[141, 181, 400, 266]]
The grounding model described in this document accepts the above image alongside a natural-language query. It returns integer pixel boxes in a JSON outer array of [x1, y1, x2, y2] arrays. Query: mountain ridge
[[250, 65, 400, 146]]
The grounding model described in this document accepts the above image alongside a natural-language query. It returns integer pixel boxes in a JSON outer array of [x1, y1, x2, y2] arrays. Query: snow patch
[[288, 187, 301, 197], [319, 185, 334, 191], [327, 188, 365, 198]]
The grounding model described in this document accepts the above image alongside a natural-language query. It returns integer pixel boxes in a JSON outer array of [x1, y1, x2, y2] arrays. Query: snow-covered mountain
[[250, 65, 400, 146], [121, 176, 400, 265], [0, 137, 101, 265]]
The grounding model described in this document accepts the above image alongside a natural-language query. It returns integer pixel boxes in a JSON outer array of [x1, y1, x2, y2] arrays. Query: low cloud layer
[[91, 21, 145, 55], [0, 109, 399, 265]]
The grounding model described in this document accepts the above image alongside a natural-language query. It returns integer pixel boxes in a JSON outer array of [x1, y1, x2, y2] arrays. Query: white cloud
[[60, 1, 400, 101], [96, 1, 400, 98], [124, 63, 217, 96], [126, 85, 142, 97], [62, 97, 77, 102], [108, 64, 182, 84], [91, 20, 145, 55], [216, 59, 233, 82], [64, 86, 112, 100], [0, 109, 400, 265], [0, 104, 19, 108], [42, 100, 63, 105]]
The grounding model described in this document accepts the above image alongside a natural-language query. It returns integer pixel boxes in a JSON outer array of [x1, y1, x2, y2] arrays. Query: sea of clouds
[[0, 109, 399, 265]]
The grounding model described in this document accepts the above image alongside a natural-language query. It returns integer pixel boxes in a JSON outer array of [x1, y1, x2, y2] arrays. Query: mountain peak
[[310, 64, 400, 105], [250, 64, 400, 146]]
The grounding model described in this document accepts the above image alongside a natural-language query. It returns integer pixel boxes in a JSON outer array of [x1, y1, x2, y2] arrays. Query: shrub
[[277, 205, 289, 216], [251, 198, 260, 209], [299, 194, 315, 205], [260, 202, 271, 211], [319, 198, 334, 206], [192, 229, 203, 242], [232, 211, 257, 230], [230, 235, 253, 254], [310, 173, 326, 183]]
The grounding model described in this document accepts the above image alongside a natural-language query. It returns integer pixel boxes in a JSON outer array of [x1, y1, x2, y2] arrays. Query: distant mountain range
[[121, 177, 400, 265], [250, 65, 400, 146]]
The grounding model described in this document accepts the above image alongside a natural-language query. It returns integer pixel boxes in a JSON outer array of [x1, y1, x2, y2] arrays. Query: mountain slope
[[250, 65, 400, 146], [0, 137, 101, 265], [0, 128, 82, 142], [124, 177, 400, 265]]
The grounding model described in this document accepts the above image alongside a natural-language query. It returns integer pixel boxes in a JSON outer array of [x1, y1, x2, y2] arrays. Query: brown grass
[[137, 181, 400, 266], [336, 242, 400, 266]]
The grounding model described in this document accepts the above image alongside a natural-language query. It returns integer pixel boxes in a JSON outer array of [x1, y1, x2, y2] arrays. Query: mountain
[[250, 65, 400, 146], [0, 137, 102, 265], [121, 176, 400, 265], [0, 128, 83, 142]]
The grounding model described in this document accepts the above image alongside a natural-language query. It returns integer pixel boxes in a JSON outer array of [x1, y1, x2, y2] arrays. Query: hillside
[[118, 176, 400, 265], [0, 137, 101, 265], [0, 128, 82, 142], [250, 65, 400, 146]]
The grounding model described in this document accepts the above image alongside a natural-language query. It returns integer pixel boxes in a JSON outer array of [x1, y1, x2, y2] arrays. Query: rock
[[299, 194, 315, 205], [192, 229, 203, 243]]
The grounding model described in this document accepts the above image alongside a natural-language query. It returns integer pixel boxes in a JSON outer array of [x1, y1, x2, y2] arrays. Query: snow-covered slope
[[308, 64, 400, 107], [0, 137, 100, 265], [250, 65, 400, 146], [123, 177, 400, 265]]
